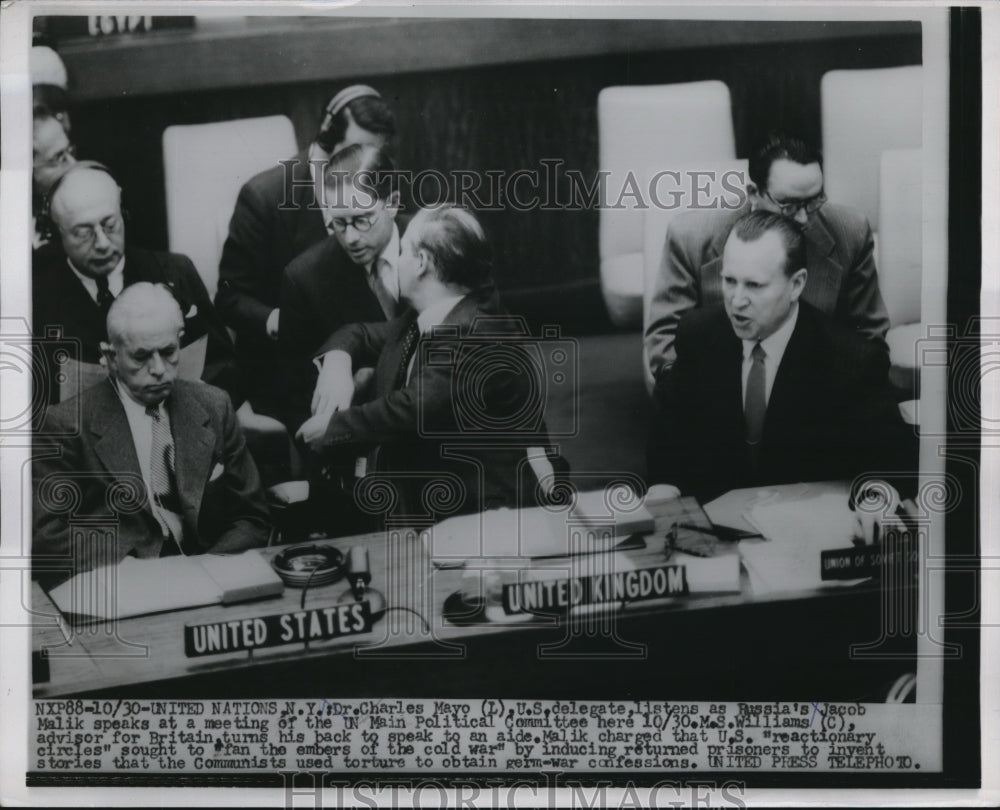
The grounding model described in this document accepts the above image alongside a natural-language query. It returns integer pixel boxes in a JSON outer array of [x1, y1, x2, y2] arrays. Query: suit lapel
[[327, 243, 386, 323], [165, 385, 215, 521], [90, 380, 144, 484], [803, 213, 844, 308]]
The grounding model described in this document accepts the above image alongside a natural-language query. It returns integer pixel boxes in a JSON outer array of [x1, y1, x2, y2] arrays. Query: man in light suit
[[296, 205, 562, 521], [647, 211, 913, 511], [216, 86, 396, 419], [645, 132, 890, 386], [33, 163, 241, 407], [33, 283, 270, 586]]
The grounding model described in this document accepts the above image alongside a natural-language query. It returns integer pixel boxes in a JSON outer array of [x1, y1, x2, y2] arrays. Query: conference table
[[31, 483, 917, 702]]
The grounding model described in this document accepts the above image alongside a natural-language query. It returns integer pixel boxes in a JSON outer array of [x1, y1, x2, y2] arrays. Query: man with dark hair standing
[[647, 210, 912, 506], [279, 142, 406, 432], [644, 132, 890, 386], [216, 85, 396, 420], [296, 206, 561, 520]]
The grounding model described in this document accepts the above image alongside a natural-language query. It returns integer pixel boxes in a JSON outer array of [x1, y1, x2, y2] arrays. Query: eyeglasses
[[63, 214, 123, 246], [33, 142, 76, 171], [329, 207, 381, 234], [763, 189, 827, 217]]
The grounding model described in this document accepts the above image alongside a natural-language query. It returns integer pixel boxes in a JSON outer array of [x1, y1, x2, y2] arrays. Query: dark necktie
[[94, 275, 115, 320], [744, 342, 766, 473], [396, 320, 421, 389]]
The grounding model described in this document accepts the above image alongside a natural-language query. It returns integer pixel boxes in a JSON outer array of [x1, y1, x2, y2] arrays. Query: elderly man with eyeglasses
[[32, 163, 241, 408], [645, 131, 890, 388]]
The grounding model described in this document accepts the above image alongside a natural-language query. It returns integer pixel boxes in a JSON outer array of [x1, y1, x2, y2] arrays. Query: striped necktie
[[146, 404, 184, 554]]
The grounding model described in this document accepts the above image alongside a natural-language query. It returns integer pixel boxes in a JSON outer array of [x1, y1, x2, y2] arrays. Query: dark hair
[[728, 210, 806, 277], [748, 131, 822, 193], [323, 143, 397, 203], [315, 93, 396, 155], [411, 205, 493, 290]]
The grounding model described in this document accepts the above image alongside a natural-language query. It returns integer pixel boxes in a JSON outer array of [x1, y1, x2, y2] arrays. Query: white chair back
[[597, 81, 735, 328], [162, 115, 297, 299]]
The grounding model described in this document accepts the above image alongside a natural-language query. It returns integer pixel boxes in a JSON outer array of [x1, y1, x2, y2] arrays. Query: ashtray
[[271, 543, 345, 588]]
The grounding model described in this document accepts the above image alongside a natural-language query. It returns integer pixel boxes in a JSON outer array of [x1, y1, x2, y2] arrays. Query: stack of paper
[[738, 491, 863, 595], [49, 551, 284, 622]]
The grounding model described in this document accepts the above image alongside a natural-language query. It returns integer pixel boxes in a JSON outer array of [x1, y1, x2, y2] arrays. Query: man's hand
[[311, 350, 354, 416], [852, 481, 904, 545], [266, 308, 280, 340], [295, 412, 332, 449]]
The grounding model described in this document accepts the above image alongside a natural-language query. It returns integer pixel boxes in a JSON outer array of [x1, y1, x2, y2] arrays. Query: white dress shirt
[[67, 256, 125, 304], [740, 303, 799, 408]]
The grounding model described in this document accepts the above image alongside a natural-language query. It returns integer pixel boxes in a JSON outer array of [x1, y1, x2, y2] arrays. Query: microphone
[[337, 545, 385, 620]]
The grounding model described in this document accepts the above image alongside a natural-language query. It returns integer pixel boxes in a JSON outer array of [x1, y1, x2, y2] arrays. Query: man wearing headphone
[[215, 85, 396, 422], [32, 163, 241, 409]]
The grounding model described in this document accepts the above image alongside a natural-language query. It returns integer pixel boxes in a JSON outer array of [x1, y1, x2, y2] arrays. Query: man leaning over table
[[295, 204, 565, 520], [646, 210, 915, 541], [33, 283, 270, 586]]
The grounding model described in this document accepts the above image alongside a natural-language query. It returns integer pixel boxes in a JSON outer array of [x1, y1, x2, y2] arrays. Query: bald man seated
[[32, 162, 241, 408], [33, 283, 270, 586]]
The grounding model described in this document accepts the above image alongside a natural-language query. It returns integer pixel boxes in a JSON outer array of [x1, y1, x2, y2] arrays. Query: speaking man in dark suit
[[645, 132, 890, 386], [33, 283, 270, 586], [216, 86, 396, 419], [33, 163, 241, 407], [647, 211, 914, 521], [295, 205, 561, 520], [280, 143, 408, 432]]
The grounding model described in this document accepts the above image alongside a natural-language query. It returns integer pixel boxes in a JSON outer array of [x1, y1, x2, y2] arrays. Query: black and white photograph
[[0, 1, 991, 806]]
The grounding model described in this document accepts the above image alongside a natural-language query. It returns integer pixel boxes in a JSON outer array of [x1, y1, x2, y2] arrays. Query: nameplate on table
[[184, 601, 372, 657], [820, 535, 919, 581], [502, 565, 688, 615]]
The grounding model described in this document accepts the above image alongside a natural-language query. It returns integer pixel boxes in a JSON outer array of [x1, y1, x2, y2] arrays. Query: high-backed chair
[[641, 159, 749, 393], [162, 115, 300, 484], [878, 148, 923, 408], [162, 115, 297, 299], [598, 81, 735, 329], [821, 66, 923, 233]]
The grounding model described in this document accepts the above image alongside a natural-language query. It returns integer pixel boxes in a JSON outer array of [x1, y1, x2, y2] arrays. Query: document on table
[[49, 551, 284, 622]]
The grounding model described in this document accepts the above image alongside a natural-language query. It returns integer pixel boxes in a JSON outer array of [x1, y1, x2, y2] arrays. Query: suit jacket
[[644, 202, 891, 384], [648, 303, 915, 503], [279, 219, 409, 431], [32, 246, 242, 407], [33, 378, 271, 586], [215, 151, 328, 415], [313, 287, 559, 520]]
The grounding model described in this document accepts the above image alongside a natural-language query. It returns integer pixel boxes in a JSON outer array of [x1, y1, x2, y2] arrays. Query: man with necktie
[[295, 205, 564, 522], [33, 283, 270, 586], [646, 210, 914, 518], [279, 143, 408, 433], [216, 85, 396, 420], [32, 163, 240, 408]]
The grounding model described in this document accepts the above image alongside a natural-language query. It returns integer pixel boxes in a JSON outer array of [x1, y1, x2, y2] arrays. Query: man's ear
[[415, 248, 432, 279], [789, 267, 808, 300]]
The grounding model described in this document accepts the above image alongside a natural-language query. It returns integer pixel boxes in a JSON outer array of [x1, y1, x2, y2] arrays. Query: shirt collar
[[67, 255, 126, 297], [417, 294, 467, 336], [742, 302, 799, 365], [113, 378, 164, 417]]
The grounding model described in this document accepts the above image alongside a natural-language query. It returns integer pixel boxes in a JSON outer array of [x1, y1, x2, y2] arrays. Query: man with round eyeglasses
[[279, 143, 407, 433], [32, 164, 241, 408], [645, 131, 890, 387]]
